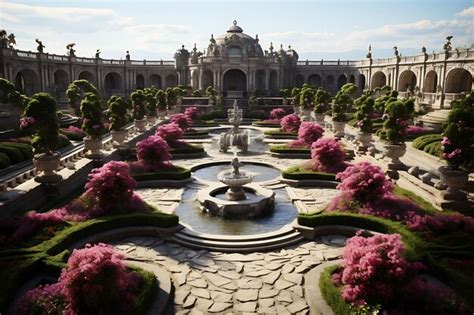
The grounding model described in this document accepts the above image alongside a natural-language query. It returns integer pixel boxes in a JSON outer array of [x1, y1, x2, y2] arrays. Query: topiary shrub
[[0, 78, 29, 110], [80, 92, 106, 139], [108, 96, 131, 131], [131, 90, 147, 120], [21, 92, 60, 154], [374, 89, 398, 112], [299, 86, 315, 109], [0, 152, 11, 169], [144, 88, 158, 116], [353, 94, 374, 133], [66, 79, 101, 116], [314, 88, 332, 114], [155, 89, 167, 111], [379, 98, 414, 144], [332, 83, 357, 122]]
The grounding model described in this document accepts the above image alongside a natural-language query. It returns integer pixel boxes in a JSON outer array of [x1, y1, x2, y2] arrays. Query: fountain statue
[[219, 100, 249, 153], [197, 157, 275, 219]]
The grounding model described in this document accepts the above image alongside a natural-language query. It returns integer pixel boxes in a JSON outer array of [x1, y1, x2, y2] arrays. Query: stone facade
[[1, 21, 473, 109]]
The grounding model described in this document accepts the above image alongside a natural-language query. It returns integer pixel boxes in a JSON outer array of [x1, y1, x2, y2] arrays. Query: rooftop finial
[[233, 20, 237, 26]]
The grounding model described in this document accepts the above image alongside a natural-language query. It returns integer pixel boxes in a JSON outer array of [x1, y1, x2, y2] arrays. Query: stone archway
[[223, 69, 247, 92], [78, 71, 95, 85], [165, 74, 178, 88], [307, 74, 321, 87], [256, 70, 265, 91], [53, 69, 69, 93], [14, 69, 40, 96], [445, 68, 472, 93], [191, 71, 199, 90], [398, 70, 417, 92], [269, 70, 278, 92], [337, 74, 347, 89], [104, 72, 123, 96], [136, 74, 145, 89], [359, 74, 366, 91], [325, 75, 334, 90], [149, 74, 161, 88], [371, 71, 386, 89], [202, 70, 213, 90], [423, 71, 437, 93], [349, 74, 355, 84]]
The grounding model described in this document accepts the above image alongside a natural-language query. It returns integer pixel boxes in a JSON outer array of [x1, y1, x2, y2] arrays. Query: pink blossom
[[292, 121, 324, 147], [136, 135, 172, 172], [441, 136, 451, 146], [155, 123, 185, 147], [269, 108, 286, 120], [184, 106, 200, 121], [170, 113, 190, 130], [280, 114, 301, 133], [19, 116, 35, 129], [311, 137, 347, 173]]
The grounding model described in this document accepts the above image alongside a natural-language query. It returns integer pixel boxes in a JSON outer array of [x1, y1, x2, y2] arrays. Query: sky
[[1, 0, 473, 61]]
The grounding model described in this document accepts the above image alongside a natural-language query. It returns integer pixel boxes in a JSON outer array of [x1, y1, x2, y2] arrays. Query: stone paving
[[112, 236, 347, 315]]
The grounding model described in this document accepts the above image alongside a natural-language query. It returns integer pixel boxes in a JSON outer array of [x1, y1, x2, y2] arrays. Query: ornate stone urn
[[157, 109, 167, 119], [111, 130, 128, 147], [84, 137, 103, 158], [438, 166, 468, 201], [146, 115, 157, 125], [383, 143, 406, 178], [332, 121, 346, 138], [34, 152, 62, 183], [299, 107, 313, 121], [355, 132, 372, 153], [134, 119, 147, 132], [314, 113, 325, 126]]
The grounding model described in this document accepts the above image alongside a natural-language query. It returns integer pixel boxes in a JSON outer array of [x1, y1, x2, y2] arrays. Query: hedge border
[[282, 166, 337, 181]]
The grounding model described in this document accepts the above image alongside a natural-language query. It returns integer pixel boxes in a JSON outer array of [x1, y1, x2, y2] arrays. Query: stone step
[[171, 233, 305, 253], [176, 225, 296, 242]]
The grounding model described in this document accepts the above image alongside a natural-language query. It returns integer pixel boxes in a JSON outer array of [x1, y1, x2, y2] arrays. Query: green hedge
[[252, 121, 281, 127], [319, 265, 353, 315], [128, 266, 159, 315], [133, 166, 191, 181], [264, 129, 297, 136], [59, 128, 84, 141], [0, 142, 33, 160], [0, 144, 25, 164], [412, 134, 442, 158], [282, 166, 336, 181], [170, 144, 205, 155], [183, 130, 209, 138], [270, 145, 311, 154], [0, 152, 11, 169]]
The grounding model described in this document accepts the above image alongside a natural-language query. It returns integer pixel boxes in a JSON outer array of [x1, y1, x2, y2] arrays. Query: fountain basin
[[197, 183, 275, 219], [218, 170, 253, 201]]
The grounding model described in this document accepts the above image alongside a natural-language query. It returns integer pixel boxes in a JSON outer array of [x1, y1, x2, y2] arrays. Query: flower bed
[[132, 165, 191, 181], [282, 166, 336, 181], [263, 129, 298, 139], [269, 145, 310, 155]]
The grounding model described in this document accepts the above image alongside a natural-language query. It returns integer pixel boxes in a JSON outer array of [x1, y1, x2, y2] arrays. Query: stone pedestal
[[332, 121, 345, 138], [84, 137, 103, 159], [314, 113, 325, 126], [33, 152, 62, 184], [146, 115, 157, 125], [111, 130, 128, 147], [300, 108, 313, 121], [383, 143, 406, 179], [134, 119, 147, 132], [439, 166, 468, 202], [355, 132, 372, 154]]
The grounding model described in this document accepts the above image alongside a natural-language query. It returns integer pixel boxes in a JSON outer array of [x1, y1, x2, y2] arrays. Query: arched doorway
[[307, 74, 321, 87], [53, 69, 69, 93], [423, 71, 437, 93], [191, 71, 199, 90], [223, 69, 247, 92], [295, 74, 304, 88], [136, 74, 145, 89], [269, 70, 278, 92], [337, 74, 347, 89], [371, 71, 386, 89], [78, 71, 95, 85], [14, 69, 39, 96], [349, 74, 355, 84], [165, 74, 178, 88], [149, 74, 161, 88], [445, 68, 472, 93], [202, 70, 213, 90], [398, 70, 417, 92], [325, 75, 334, 90], [104, 72, 123, 96], [359, 74, 366, 91], [255, 70, 265, 91]]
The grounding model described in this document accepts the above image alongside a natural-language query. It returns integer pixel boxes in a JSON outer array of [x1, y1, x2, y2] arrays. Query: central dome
[[215, 20, 256, 46], [227, 20, 243, 33]]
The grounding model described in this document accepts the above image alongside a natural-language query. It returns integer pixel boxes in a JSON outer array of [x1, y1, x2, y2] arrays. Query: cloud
[[456, 6, 474, 17]]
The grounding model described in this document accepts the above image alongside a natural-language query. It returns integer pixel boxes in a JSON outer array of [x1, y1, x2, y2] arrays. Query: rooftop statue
[[95, 49, 101, 59], [66, 43, 76, 57], [443, 35, 453, 52], [35, 39, 45, 53], [7, 33, 16, 47], [366, 44, 372, 59]]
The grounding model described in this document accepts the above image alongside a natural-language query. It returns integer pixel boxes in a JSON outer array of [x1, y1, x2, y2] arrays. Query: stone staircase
[[420, 109, 450, 132], [171, 225, 304, 252]]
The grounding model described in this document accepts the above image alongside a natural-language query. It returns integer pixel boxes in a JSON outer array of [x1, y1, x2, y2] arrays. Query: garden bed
[[133, 165, 192, 187], [412, 133, 442, 157], [252, 120, 281, 128], [189, 120, 219, 127], [263, 129, 298, 139], [170, 144, 206, 159], [282, 166, 336, 181], [182, 130, 210, 139]]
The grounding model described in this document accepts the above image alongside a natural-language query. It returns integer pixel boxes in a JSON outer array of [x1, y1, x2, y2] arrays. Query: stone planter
[[299, 107, 313, 121], [332, 121, 346, 138], [439, 166, 468, 201], [157, 109, 167, 119], [111, 129, 128, 147], [293, 105, 300, 116], [134, 119, 147, 132], [34, 152, 62, 183], [84, 137, 103, 159], [355, 132, 372, 153], [146, 115, 157, 125], [314, 113, 325, 126], [383, 143, 406, 178]]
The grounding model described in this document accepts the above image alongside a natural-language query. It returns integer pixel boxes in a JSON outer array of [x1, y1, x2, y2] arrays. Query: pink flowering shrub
[[408, 213, 474, 240], [406, 125, 429, 136], [19, 116, 35, 130], [339, 232, 423, 307], [311, 137, 346, 173], [170, 113, 190, 131], [13, 244, 143, 315], [289, 122, 324, 148], [12, 210, 64, 241], [184, 106, 200, 121], [269, 108, 286, 120], [135, 135, 172, 172], [336, 162, 393, 203], [155, 123, 185, 146], [280, 114, 301, 133]]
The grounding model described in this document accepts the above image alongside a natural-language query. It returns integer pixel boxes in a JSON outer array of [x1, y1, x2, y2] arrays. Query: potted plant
[[66, 79, 101, 116], [205, 86, 217, 105], [438, 92, 473, 201], [379, 98, 414, 177], [81, 92, 106, 158], [21, 92, 62, 183], [131, 90, 147, 131], [331, 83, 357, 138], [299, 85, 315, 121], [313, 88, 331, 125], [144, 88, 157, 125], [107, 95, 130, 147], [353, 93, 374, 153], [291, 87, 301, 115], [156, 89, 167, 118]]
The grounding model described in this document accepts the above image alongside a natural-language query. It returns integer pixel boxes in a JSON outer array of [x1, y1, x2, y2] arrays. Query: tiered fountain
[[197, 157, 275, 219], [219, 100, 249, 153]]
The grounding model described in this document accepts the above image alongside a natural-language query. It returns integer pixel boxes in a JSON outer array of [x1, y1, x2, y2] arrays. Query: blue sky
[[1, 0, 473, 60]]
